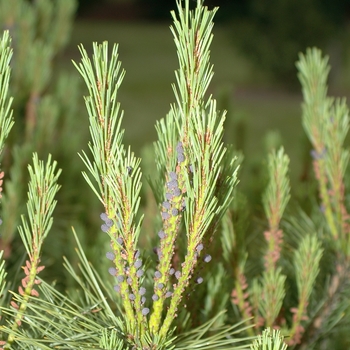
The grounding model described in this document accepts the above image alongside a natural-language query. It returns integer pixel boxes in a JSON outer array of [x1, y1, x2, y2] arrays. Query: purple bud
[[117, 237, 123, 245], [178, 153, 185, 163], [167, 179, 178, 189], [117, 275, 124, 283], [100, 213, 108, 221], [310, 149, 318, 159], [196, 277, 203, 284], [172, 208, 178, 216], [114, 285, 120, 292], [169, 171, 177, 180], [139, 287, 146, 295], [105, 218, 114, 227], [134, 250, 140, 259], [162, 201, 171, 210], [169, 268, 175, 275], [165, 192, 173, 201], [154, 271, 162, 279], [129, 293, 136, 301], [177, 150, 185, 163], [165, 291, 173, 298], [176, 142, 183, 153], [106, 252, 115, 260], [127, 277, 132, 285], [101, 224, 109, 232], [161, 212, 170, 220], [142, 307, 150, 315], [196, 243, 204, 252], [310, 148, 326, 160], [134, 259, 142, 269], [152, 294, 159, 301], [157, 283, 164, 289], [137, 269, 144, 277], [175, 271, 181, 279], [141, 296, 146, 304], [204, 254, 212, 263], [158, 230, 166, 239], [189, 164, 194, 173], [108, 267, 117, 276], [173, 188, 181, 197]]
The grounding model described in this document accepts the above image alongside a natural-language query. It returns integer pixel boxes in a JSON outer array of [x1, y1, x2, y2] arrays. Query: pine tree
[[0, 1, 349, 349]]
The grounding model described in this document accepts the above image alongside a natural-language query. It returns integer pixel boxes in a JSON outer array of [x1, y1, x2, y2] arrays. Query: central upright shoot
[[74, 0, 238, 347]]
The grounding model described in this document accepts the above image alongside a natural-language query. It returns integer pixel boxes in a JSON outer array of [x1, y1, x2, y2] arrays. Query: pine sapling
[[258, 148, 289, 328], [2, 154, 61, 348], [297, 48, 350, 254], [74, 0, 239, 347], [232, 148, 290, 331], [288, 235, 323, 345], [296, 49, 350, 346]]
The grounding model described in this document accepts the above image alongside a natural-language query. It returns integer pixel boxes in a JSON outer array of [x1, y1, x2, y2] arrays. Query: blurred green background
[[61, 0, 350, 192]]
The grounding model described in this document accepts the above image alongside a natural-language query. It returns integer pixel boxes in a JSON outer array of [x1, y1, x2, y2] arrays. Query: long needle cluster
[[297, 48, 350, 255], [75, 0, 238, 347]]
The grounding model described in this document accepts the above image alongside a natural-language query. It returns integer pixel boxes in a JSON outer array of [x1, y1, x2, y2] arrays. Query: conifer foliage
[[0, 0, 350, 349], [0, 1, 247, 349], [73, 0, 240, 347], [0, 0, 80, 281]]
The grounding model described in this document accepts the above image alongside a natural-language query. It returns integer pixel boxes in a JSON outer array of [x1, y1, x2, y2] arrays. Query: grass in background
[[61, 20, 350, 197]]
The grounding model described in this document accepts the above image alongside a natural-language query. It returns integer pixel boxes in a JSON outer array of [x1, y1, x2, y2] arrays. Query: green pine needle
[[250, 328, 288, 350]]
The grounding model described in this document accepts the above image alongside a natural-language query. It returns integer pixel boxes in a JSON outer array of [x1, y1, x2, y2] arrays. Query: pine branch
[[324, 99, 350, 252], [3, 153, 61, 348], [234, 148, 289, 333], [250, 328, 288, 350], [231, 261, 255, 335], [74, 1, 240, 347], [293, 262, 350, 349], [74, 41, 148, 338], [1, 227, 128, 349], [259, 269, 286, 329], [297, 48, 350, 255], [288, 235, 323, 345], [150, 0, 239, 338], [249, 279, 264, 331], [174, 311, 254, 349], [263, 147, 290, 270]]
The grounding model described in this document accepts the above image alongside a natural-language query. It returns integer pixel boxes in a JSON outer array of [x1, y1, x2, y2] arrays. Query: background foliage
[[0, 0, 350, 349]]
